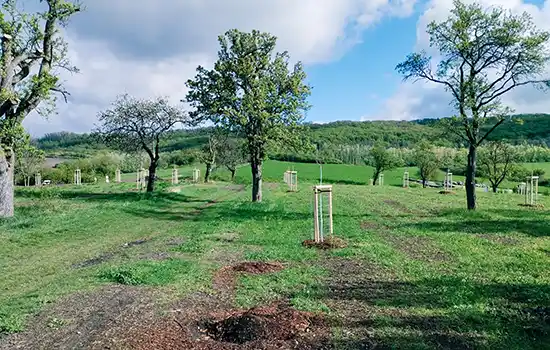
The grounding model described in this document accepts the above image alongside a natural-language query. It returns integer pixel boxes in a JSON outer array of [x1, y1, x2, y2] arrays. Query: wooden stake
[[313, 188, 320, 243]]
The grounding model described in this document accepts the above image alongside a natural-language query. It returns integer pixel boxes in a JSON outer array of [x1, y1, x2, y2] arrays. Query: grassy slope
[[212, 160, 537, 189], [1, 170, 550, 348]]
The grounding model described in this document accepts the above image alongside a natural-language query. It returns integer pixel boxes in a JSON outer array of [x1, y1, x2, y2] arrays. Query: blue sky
[[305, 14, 420, 123], [21, 0, 550, 136]]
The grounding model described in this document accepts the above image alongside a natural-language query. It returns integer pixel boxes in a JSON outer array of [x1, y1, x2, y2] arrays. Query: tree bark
[[422, 178, 427, 188], [146, 161, 157, 192], [0, 150, 15, 217], [372, 169, 380, 186], [204, 163, 212, 182], [492, 184, 498, 193], [465, 143, 477, 210], [251, 158, 262, 202], [230, 169, 236, 182]]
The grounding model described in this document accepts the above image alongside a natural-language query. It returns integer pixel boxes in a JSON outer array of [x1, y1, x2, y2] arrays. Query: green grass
[[1, 166, 549, 348]]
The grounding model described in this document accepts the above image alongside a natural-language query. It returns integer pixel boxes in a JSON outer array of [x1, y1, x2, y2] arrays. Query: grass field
[[1, 163, 549, 349], [140, 160, 546, 189]]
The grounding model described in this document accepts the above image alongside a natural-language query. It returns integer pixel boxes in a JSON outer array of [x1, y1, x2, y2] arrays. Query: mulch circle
[[302, 236, 348, 250], [126, 301, 329, 350], [518, 203, 545, 209], [200, 302, 320, 345]]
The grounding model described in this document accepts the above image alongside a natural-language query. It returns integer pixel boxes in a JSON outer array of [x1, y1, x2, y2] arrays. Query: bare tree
[[95, 94, 188, 192], [478, 141, 515, 192], [396, 0, 550, 209], [0, 0, 81, 217]]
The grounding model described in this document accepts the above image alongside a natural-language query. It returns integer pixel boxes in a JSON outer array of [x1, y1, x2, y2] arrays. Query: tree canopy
[[186, 29, 311, 202], [95, 94, 188, 192]]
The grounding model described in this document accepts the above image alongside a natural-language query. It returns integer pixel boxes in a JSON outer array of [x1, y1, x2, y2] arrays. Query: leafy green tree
[[478, 142, 516, 192], [198, 133, 222, 183], [413, 141, 439, 188], [185, 29, 311, 202], [396, 0, 550, 210], [365, 144, 401, 185], [16, 143, 45, 186], [0, 0, 80, 217], [219, 138, 246, 182], [95, 94, 188, 192]]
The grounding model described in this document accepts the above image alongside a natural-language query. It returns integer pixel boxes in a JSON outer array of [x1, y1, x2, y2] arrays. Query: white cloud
[[22, 0, 419, 136], [368, 0, 550, 122]]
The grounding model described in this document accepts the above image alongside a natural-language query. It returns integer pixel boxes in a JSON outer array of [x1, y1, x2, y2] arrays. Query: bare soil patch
[[71, 237, 155, 269], [360, 220, 380, 230], [439, 190, 456, 195], [224, 184, 246, 192], [126, 301, 329, 350], [518, 203, 546, 209], [302, 236, 348, 250], [383, 199, 413, 213], [476, 234, 520, 246], [0, 285, 158, 350], [380, 233, 451, 263]]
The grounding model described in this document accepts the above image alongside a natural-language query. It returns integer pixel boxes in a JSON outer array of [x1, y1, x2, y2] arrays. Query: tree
[[365, 144, 400, 185], [219, 138, 246, 182], [185, 29, 311, 202], [413, 141, 439, 188], [396, 0, 550, 210], [16, 144, 44, 186], [198, 133, 221, 183], [0, 0, 80, 217], [478, 141, 515, 192], [95, 94, 188, 192]]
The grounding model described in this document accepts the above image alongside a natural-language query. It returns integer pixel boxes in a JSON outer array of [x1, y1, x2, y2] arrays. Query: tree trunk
[[372, 170, 380, 186], [492, 184, 498, 193], [465, 144, 477, 210], [230, 169, 236, 182], [251, 158, 262, 202], [146, 162, 157, 192], [204, 163, 212, 182], [422, 178, 427, 188], [0, 150, 15, 217]]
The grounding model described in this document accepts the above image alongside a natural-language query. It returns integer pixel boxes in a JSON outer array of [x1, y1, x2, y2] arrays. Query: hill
[[33, 113, 550, 159]]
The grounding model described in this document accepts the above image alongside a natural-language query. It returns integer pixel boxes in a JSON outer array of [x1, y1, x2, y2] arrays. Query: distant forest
[[33, 113, 550, 161]]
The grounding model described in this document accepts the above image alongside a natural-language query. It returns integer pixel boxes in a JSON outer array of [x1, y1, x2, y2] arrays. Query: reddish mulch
[[232, 262, 284, 274], [302, 236, 348, 250], [126, 301, 329, 350]]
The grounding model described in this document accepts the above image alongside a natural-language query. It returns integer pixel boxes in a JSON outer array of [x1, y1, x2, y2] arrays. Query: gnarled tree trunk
[[0, 149, 15, 217], [251, 158, 262, 202], [465, 143, 477, 210]]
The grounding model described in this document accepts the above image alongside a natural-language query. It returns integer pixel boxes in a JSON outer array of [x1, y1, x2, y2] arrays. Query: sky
[[20, 0, 550, 136]]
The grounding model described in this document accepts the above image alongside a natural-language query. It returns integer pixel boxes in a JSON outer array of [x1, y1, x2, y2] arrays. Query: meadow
[[1, 161, 549, 349]]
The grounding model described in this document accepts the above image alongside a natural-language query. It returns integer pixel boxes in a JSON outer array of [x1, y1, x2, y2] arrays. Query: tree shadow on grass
[[15, 189, 205, 205], [316, 274, 550, 349], [404, 217, 550, 237], [121, 199, 365, 223]]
